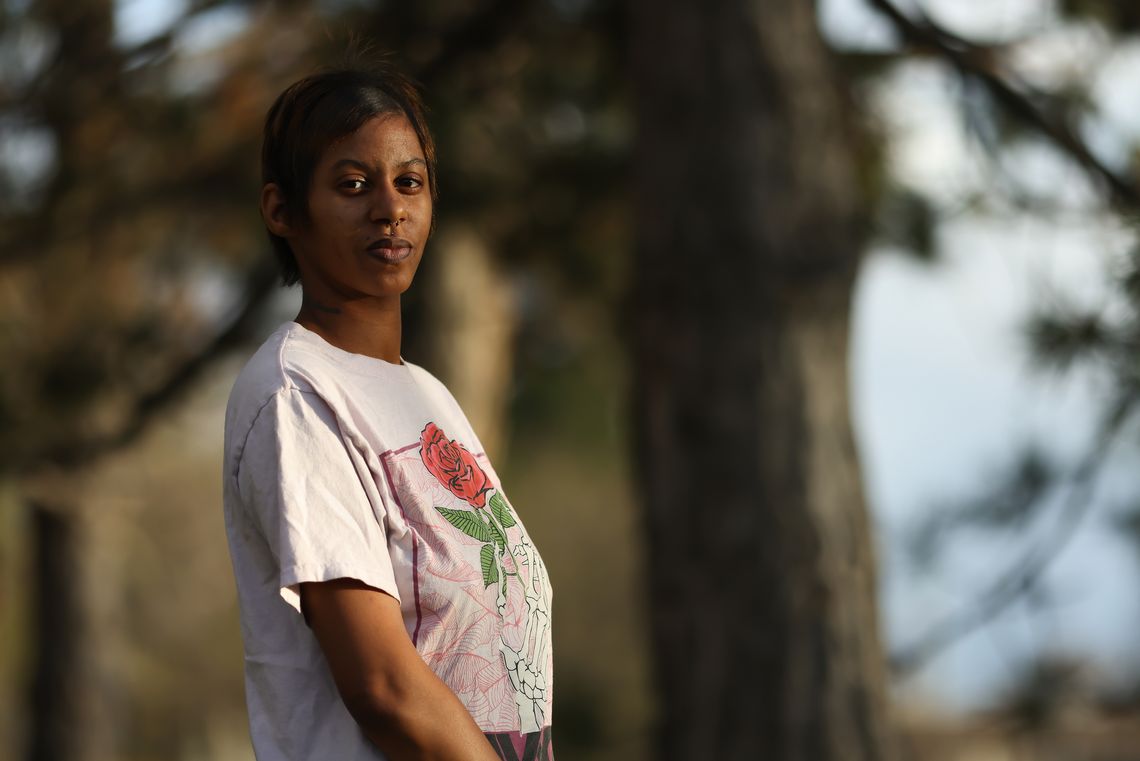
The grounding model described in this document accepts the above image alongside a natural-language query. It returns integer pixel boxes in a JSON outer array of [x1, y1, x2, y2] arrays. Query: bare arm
[[301, 578, 501, 761]]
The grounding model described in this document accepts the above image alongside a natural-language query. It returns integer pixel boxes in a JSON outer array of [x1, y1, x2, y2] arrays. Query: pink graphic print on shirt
[[380, 423, 553, 734]]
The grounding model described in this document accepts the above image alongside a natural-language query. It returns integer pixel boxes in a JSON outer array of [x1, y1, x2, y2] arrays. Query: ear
[[260, 183, 293, 238]]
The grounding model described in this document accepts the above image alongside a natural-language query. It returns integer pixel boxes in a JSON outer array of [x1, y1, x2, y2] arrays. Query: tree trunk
[[27, 500, 87, 761], [421, 224, 517, 462], [629, 1, 894, 759], [21, 4, 118, 757]]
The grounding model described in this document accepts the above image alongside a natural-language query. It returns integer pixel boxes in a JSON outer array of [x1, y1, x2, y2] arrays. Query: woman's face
[[288, 113, 432, 304]]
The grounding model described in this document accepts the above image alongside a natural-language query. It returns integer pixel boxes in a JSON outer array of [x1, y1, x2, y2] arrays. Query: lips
[[366, 237, 414, 263]]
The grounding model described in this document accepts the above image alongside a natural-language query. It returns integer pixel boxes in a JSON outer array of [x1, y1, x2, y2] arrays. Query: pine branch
[[865, 0, 1140, 208], [860, 0, 1140, 675], [890, 393, 1134, 676], [28, 258, 278, 473]]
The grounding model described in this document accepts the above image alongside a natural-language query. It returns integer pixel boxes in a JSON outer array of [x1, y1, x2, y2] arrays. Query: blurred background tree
[[629, 0, 893, 758], [3, 1, 1140, 760]]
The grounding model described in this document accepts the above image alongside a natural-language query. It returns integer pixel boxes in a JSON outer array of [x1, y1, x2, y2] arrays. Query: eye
[[396, 175, 424, 191], [339, 177, 368, 192]]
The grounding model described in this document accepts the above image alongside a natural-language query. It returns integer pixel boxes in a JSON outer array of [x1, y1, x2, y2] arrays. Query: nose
[[369, 185, 408, 231]]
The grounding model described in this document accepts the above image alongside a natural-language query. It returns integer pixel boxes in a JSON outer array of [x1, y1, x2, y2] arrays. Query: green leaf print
[[436, 507, 492, 542], [480, 543, 498, 588], [489, 491, 516, 528], [488, 519, 507, 550]]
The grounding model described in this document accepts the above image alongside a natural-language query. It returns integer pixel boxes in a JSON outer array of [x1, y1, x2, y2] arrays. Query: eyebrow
[[331, 157, 427, 172]]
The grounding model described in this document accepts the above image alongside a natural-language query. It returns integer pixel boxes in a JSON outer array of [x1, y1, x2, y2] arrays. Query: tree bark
[[18, 5, 120, 758], [421, 224, 517, 462], [27, 500, 88, 761], [629, 1, 894, 759]]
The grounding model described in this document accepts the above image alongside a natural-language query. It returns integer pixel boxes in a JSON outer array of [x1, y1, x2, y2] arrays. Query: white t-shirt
[[222, 322, 554, 761]]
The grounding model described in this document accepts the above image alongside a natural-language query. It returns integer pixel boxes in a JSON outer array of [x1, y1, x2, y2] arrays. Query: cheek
[[304, 193, 365, 235], [408, 194, 432, 223], [314, 204, 361, 232]]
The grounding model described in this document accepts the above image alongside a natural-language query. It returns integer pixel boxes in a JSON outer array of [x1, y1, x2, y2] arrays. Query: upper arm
[[300, 578, 421, 718], [237, 390, 401, 613]]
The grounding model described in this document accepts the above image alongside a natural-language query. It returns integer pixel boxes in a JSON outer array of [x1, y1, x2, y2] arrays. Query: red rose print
[[419, 422, 491, 508]]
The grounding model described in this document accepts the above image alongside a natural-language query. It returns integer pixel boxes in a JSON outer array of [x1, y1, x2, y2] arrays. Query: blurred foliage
[[1060, 0, 1140, 33], [875, 187, 938, 260], [996, 655, 1092, 731], [1024, 308, 1113, 372], [907, 447, 1054, 572], [839, 1, 1140, 718], [1022, 237, 1140, 376]]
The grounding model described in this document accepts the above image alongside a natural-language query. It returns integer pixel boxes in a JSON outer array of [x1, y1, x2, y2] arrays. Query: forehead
[[319, 113, 425, 168]]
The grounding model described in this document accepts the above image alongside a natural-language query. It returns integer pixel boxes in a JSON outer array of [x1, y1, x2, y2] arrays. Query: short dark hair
[[260, 66, 438, 286]]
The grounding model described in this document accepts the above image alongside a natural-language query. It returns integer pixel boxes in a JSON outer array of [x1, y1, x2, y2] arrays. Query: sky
[[106, 0, 1140, 713]]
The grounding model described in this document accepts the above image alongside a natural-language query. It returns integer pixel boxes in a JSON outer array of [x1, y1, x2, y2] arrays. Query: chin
[[375, 275, 416, 296]]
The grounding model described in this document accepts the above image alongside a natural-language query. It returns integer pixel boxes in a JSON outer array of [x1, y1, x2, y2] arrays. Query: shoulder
[[223, 323, 346, 466], [227, 320, 361, 405], [226, 324, 299, 421]]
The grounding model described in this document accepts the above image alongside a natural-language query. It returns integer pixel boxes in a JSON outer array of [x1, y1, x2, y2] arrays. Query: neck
[[294, 292, 403, 365]]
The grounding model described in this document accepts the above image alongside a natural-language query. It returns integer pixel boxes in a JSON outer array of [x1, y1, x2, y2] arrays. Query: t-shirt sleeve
[[234, 388, 400, 614]]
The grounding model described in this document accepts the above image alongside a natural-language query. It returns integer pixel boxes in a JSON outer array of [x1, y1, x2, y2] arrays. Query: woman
[[222, 67, 554, 761]]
